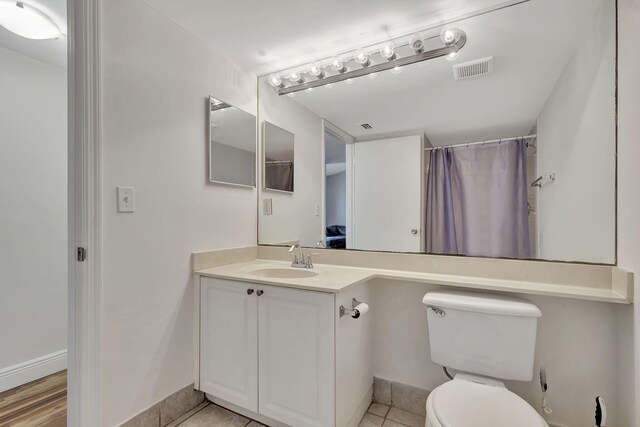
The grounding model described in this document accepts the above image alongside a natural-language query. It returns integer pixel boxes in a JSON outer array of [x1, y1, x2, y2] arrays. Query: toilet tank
[[423, 291, 542, 381]]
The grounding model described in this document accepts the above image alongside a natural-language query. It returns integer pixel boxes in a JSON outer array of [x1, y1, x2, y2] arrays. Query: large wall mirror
[[257, 0, 616, 264], [208, 96, 256, 187]]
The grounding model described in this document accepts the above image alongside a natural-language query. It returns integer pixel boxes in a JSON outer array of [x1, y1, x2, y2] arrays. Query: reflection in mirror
[[258, 0, 616, 264], [208, 96, 256, 187], [263, 122, 295, 192]]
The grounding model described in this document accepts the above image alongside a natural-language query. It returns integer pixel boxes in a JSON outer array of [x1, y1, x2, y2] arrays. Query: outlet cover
[[263, 199, 273, 215]]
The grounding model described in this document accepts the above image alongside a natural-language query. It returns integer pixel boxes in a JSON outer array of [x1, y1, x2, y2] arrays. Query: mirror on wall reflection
[[263, 121, 295, 192], [208, 96, 256, 187], [257, 0, 616, 264]]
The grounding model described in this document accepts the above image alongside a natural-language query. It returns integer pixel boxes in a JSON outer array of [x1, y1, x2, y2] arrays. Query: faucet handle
[[305, 253, 319, 268]]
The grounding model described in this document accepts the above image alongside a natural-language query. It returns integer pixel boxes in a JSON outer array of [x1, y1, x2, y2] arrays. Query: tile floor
[[166, 400, 425, 427], [166, 402, 264, 427], [359, 403, 426, 427]]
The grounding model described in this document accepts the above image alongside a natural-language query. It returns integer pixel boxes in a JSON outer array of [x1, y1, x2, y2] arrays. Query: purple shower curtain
[[425, 139, 531, 259]]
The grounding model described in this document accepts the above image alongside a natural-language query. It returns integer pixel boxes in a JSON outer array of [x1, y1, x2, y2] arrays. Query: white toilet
[[422, 291, 548, 427]]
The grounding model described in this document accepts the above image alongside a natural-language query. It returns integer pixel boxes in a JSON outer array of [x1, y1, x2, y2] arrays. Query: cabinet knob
[[247, 289, 254, 295], [411, 228, 418, 235], [257, 290, 264, 296]]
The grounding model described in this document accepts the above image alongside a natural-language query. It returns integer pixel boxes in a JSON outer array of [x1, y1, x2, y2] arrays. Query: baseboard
[[346, 386, 373, 427], [0, 350, 67, 393]]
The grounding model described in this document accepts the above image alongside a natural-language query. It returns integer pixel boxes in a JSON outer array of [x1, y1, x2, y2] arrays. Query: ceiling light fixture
[[309, 63, 325, 79], [380, 41, 396, 61], [331, 57, 347, 73], [0, 1, 63, 40], [409, 32, 425, 53], [288, 71, 304, 84], [354, 49, 370, 67], [268, 74, 284, 88], [440, 27, 461, 45], [267, 26, 467, 95]]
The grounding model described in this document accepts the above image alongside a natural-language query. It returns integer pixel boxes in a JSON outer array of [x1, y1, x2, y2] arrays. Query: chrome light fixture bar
[[275, 30, 466, 96]]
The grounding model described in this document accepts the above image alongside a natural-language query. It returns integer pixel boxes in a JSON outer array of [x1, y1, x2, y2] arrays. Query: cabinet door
[[200, 277, 258, 412], [258, 285, 335, 427]]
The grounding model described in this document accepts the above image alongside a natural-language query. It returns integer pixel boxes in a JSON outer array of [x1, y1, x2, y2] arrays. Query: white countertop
[[194, 259, 631, 303]]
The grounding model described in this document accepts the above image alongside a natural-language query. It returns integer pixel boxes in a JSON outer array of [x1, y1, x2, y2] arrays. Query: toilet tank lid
[[422, 291, 542, 317]]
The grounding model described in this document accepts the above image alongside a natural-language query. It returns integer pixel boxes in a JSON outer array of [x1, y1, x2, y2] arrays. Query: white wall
[[617, 0, 640, 425], [0, 46, 67, 378], [258, 80, 324, 247], [326, 171, 346, 226], [101, 1, 257, 425], [536, 0, 616, 264], [371, 279, 626, 426]]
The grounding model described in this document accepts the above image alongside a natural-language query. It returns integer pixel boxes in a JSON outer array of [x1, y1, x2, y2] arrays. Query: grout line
[[171, 402, 209, 427]]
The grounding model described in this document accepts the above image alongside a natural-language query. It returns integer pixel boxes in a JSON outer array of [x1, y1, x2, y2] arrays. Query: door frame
[[321, 121, 354, 248], [67, 0, 102, 425]]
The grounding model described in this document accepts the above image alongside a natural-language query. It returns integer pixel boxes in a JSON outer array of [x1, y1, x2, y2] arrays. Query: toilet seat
[[426, 379, 548, 427]]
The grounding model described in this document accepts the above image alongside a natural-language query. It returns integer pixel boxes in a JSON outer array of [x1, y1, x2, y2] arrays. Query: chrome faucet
[[289, 243, 314, 268]]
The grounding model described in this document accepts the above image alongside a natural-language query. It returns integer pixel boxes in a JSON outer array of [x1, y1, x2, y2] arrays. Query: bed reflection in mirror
[[257, 0, 616, 264]]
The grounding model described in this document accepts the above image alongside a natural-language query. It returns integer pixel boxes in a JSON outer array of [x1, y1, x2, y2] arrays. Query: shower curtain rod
[[424, 134, 537, 151], [265, 160, 293, 164]]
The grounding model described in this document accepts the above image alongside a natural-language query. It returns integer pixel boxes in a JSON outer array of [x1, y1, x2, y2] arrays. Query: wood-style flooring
[[0, 370, 67, 427]]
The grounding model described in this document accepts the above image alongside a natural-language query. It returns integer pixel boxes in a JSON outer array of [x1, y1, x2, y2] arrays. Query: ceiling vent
[[453, 56, 494, 80], [361, 123, 373, 130]]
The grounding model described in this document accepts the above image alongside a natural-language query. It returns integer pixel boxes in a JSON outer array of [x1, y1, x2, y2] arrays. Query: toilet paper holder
[[340, 298, 366, 319]]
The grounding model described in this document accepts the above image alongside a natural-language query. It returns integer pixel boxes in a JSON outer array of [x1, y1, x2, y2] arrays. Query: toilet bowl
[[422, 291, 547, 427], [425, 375, 548, 427]]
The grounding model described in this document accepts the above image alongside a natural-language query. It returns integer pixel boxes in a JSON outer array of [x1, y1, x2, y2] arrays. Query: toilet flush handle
[[426, 306, 446, 317]]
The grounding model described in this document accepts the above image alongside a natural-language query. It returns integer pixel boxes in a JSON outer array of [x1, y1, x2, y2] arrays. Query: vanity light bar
[[274, 30, 467, 96]]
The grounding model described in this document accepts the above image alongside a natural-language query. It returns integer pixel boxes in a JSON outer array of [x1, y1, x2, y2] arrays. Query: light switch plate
[[314, 203, 321, 216], [117, 186, 134, 213]]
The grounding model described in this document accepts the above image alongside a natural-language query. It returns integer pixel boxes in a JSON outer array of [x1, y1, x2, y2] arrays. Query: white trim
[[68, 0, 102, 425], [0, 350, 67, 393]]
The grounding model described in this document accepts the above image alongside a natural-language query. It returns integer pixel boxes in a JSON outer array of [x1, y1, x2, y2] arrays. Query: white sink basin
[[249, 267, 319, 279]]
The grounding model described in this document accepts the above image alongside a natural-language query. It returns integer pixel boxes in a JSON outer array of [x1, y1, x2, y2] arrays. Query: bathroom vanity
[[193, 249, 632, 427], [194, 262, 373, 427]]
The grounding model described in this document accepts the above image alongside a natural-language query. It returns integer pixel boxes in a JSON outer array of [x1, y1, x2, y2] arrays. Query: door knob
[[247, 289, 254, 295], [257, 290, 264, 296], [411, 229, 418, 235]]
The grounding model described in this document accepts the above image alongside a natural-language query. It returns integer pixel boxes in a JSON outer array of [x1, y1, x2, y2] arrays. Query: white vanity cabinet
[[198, 277, 336, 427], [199, 278, 259, 412]]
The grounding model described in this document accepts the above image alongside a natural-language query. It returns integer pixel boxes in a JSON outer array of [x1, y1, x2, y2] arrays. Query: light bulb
[[331, 57, 347, 73], [0, 1, 63, 40], [309, 63, 325, 79], [445, 51, 459, 62], [325, 83, 333, 89], [268, 74, 283, 88], [409, 32, 425, 53], [305, 87, 314, 93], [354, 49, 370, 67], [368, 72, 378, 80], [287, 92, 296, 98], [380, 41, 396, 61], [391, 66, 402, 75], [288, 72, 304, 84], [440, 27, 460, 45], [345, 79, 354, 85]]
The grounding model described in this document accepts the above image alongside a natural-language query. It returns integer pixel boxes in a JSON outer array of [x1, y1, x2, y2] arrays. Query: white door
[[200, 278, 258, 412], [350, 135, 423, 252], [258, 285, 335, 427]]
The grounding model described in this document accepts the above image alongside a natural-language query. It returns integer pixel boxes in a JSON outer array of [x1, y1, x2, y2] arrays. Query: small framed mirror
[[263, 121, 295, 192], [208, 96, 256, 187]]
